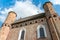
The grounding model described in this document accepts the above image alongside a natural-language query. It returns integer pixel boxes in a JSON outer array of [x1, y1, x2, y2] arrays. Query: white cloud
[[0, 8, 13, 15], [50, 0, 60, 5], [12, 1, 43, 19], [0, 0, 43, 22], [0, 15, 6, 22]]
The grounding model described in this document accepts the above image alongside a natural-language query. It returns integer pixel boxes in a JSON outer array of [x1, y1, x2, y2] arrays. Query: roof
[[12, 13, 45, 25]]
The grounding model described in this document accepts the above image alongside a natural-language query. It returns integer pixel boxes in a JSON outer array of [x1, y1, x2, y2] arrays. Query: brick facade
[[0, 2, 60, 40]]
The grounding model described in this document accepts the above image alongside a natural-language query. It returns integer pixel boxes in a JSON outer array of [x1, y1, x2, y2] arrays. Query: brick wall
[[6, 18, 52, 40]]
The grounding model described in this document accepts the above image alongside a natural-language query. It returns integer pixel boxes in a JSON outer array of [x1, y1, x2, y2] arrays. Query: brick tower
[[43, 2, 60, 40], [0, 11, 17, 40]]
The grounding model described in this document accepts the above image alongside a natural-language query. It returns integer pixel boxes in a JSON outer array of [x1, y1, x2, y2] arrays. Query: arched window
[[37, 25, 47, 38], [21, 30, 25, 40], [18, 28, 26, 40]]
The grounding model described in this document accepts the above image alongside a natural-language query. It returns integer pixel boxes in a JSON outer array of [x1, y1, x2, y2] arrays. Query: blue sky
[[0, 0, 60, 27]]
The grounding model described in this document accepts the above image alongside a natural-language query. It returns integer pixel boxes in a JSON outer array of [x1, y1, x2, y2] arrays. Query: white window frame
[[18, 28, 26, 40], [37, 25, 47, 38]]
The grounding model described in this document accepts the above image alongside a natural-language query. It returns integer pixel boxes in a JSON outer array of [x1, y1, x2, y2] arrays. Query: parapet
[[43, 1, 53, 8], [8, 11, 17, 17]]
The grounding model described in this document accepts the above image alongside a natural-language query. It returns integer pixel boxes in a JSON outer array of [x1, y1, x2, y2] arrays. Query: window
[[30, 22, 32, 24], [25, 23, 27, 25], [40, 28, 45, 38], [53, 15, 57, 17], [20, 24, 22, 27], [5, 24, 7, 26], [37, 25, 47, 38], [18, 29, 26, 40], [35, 21, 37, 23], [41, 19, 43, 22], [16, 25, 18, 28], [21, 30, 25, 40]]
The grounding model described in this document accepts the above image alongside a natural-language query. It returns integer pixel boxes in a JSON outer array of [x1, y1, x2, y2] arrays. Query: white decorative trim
[[37, 25, 47, 38], [18, 28, 26, 40]]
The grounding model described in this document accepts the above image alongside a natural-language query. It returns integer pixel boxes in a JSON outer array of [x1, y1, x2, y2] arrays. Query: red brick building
[[0, 2, 60, 40]]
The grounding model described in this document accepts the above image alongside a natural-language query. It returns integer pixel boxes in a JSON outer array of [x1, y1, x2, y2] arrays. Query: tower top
[[8, 11, 17, 17], [43, 1, 53, 8], [3, 11, 17, 25]]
